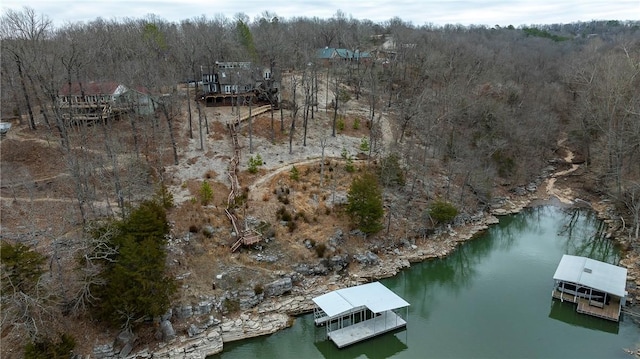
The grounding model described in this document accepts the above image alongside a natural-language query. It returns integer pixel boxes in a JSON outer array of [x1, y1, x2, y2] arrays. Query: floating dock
[[551, 255, 627, 322], [552, 289, 622, 322], [312, 281, 409, 348], [328, 311, 406, 348]]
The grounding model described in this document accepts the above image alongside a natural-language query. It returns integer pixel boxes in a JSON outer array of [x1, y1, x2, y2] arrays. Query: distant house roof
[[59, 82, 150, 96], [553, 254, 627, 297], [59, 82, 124, 96], [312, 281, 409, 318], [316, 47, 371, 60]]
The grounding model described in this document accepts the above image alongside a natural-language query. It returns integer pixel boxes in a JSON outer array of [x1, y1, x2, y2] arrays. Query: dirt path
[[544, 134, 580, 204]]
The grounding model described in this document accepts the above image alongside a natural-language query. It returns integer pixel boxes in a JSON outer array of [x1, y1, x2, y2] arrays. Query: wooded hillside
[[1, 7, 639, 358]]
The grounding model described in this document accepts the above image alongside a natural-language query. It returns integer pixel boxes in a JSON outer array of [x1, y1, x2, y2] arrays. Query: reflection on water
[[314, 328, 408, 359], [548, 299, 619, 334], [212, 206, 638, 359], [559, 208, 619, 263]]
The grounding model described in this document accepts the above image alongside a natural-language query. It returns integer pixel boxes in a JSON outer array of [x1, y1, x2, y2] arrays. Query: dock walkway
[[328, 311, 406, 348], [552, 289, 621, 322]]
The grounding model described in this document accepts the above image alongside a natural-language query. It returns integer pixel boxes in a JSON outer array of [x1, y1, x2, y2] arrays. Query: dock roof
[[312, 281, 409, 318], [553, 255, 627, 297]]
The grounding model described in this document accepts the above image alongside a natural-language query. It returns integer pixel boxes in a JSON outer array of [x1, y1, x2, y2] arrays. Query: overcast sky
[[2, 0, 638, 28]]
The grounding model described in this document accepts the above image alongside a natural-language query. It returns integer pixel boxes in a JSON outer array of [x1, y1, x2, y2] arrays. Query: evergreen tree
[[346, 172, 384, 234], [24, 334, 76, 359], [1, 241, 46, 294], [236, 20, 258, 62], [90, 200, 176, 329]]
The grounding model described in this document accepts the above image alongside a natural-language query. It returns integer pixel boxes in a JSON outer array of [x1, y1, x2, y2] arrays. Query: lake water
[[211, 206, 640, 358]]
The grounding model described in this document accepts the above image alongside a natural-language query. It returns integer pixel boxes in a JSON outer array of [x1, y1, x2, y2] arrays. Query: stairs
[[225, 107, 272, 252]]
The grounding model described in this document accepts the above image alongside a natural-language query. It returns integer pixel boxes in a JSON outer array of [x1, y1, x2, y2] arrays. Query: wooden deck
[[552, 289, 621, 322], [328, 311, 406, 348], [576, 297, 621, 321]]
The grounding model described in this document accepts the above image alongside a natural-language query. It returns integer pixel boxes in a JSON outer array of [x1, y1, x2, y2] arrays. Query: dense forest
[[1, 6, 640, 358]]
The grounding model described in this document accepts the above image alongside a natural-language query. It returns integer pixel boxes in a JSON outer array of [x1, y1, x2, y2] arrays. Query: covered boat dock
[[312, 281, 409, 348], [552, 254, 628, 322]]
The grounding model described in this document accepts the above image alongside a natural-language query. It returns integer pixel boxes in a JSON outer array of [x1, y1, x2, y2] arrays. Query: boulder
[[194, 300, 213, 316], [93, 343, 116, 359], [264, 277, 292, 297], [160, 320, 176, 342], [354, 251, 379, 266], [174, 304, 193, 319], [328, 229, 344, 247], [328, 255, 349, 272], [239, 289, 264, 310], [188, 323, 204, 337]]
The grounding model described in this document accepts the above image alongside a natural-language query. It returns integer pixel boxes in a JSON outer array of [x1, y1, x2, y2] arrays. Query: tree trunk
[[196, 98, 204, 150], [249, 96, 253, 153], [16, 58, 36, 130], [332, 94, 338, 137], [128, 113, 140, 159], [280, 106, 284, 133], [160, 101, 179, 165], [270, 102, 275, 144], [289, 78, 298, 154], [100, 114, 125, 218], [320, 137, 327, 187], [303, 83, 310, 146], [187, 84, 193, 139]]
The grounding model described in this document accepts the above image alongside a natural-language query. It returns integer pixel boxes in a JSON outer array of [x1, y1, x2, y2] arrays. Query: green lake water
[[211, 206, 640, 358]]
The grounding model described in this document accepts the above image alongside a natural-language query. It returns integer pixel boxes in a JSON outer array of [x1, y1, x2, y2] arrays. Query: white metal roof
[[553, 254, 627, 297], [312, 281, 410, 318]]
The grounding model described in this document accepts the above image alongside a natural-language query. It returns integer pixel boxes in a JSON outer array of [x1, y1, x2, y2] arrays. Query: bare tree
[[288, 75, 299, 154], [1, 7, 52, 130]]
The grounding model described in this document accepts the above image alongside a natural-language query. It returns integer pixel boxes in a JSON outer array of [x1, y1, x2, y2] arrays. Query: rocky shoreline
[[94, 191, 640, 359]]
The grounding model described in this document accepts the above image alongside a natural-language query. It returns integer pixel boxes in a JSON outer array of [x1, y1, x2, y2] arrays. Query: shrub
[[359, 137, 370, 152], [294, 211, 308, 222], [341, 148, 355, 172], [200, 181, 213, 205], [314, 243, 327, 258], [248, 154, 263, 174], [253, 284, 264, 295], [277, 194, 290, 204], [338, 89, 351, 103], [277, 206, 292, 222], [346, 172, 384, 234], [337, 117, 345, 131], [223, 298, 240, 313], [290, 165, 300, 181], [155, 183, 174, 209], [24, 334, 76, 359], [353, 117, 360, 130], [429, 200, 458, 224], [341, 147, 348, 160], [377, 153, 405, 187], [345, 157, 355, 173]]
